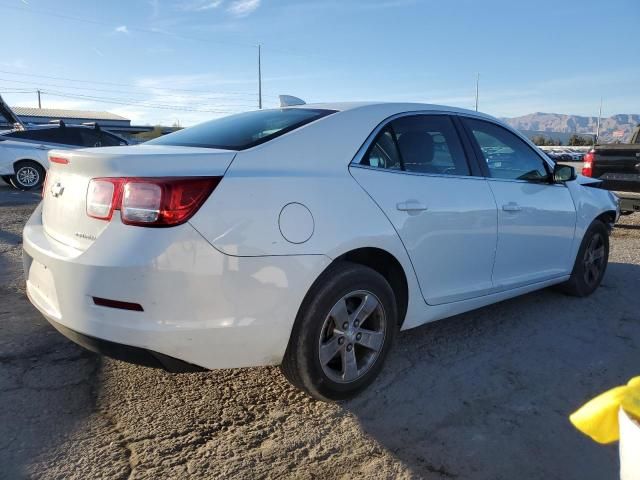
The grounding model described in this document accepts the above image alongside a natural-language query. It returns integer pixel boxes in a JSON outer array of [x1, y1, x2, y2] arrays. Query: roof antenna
[[279, 95, 306, 108]]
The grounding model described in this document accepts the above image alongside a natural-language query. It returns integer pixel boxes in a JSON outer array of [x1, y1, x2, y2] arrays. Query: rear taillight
[[582, 150, 595, 177], [87, 178, 121, 220], [86, 177, 220, 227]]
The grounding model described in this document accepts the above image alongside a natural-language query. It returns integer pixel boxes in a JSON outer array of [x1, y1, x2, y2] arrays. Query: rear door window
[[56, 128, 83, 146], [100, 132, 126, 146], [361, 127, 403, 170], [147, 108, 336, 150], [361, 115, 471, 176], [77, 129, 102, 147], [10, 128, 67, 144]]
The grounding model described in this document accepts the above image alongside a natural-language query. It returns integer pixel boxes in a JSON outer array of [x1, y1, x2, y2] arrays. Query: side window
[[42, 128, 70, 144], [55, 128, 84, 146], [77, 129, 101, 147], [360, 115, 471, 176], [392, 115, 470, 175], [6, 130, 35, 140], [361, 127, 402, 170], [99, 132, 125, 147], [465, 118, 549, 181]]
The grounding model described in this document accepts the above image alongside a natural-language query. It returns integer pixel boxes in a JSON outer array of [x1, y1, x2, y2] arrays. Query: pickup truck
[[582, 125, 640, 214]]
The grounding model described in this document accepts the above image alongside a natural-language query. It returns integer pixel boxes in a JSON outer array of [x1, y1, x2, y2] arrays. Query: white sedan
[[0, 124, 127, 189], [23, 102, 619, 400]]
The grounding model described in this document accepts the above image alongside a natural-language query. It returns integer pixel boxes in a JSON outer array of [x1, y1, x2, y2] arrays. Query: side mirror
[[553, 164, 576, 183]]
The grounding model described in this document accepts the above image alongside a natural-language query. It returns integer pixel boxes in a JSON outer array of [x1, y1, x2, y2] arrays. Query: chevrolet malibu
[[23, 102, 619, 400]]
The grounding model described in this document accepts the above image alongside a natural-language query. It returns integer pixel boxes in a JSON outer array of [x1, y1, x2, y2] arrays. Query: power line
[[0, 78, 258, 107], [0, 69, 258, 98], [39, 90, 247, 114]]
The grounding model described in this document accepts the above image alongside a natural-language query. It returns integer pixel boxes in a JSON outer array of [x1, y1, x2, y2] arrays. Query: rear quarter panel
[[188, 105, 428, 329]]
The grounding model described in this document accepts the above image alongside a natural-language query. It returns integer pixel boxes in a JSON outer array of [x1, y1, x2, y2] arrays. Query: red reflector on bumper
[[93, 297, 144, 311]]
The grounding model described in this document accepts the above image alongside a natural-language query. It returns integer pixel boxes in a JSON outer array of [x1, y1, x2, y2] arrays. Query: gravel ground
[[1, 182, 639, 479]]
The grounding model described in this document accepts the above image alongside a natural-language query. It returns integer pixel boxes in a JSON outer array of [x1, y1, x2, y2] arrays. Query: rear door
[[461, 117, 576, 289], [350, 113, 498, 305]]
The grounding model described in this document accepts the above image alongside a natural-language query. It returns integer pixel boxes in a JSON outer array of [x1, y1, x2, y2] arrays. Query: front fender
[[566, 179, 618, 261]]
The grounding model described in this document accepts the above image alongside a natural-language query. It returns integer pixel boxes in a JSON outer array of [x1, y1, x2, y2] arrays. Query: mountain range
[[502, 112, 640, 143]]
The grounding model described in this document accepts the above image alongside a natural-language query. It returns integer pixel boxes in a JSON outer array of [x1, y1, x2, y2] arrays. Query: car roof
[[290, 101, 497, 121]]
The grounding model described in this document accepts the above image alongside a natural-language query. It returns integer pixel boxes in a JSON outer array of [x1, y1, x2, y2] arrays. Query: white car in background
[[0, 123, 127, 190], [23, 102, 619, 401]]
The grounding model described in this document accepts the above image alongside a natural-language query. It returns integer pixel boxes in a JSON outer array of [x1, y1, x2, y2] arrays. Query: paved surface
[[1, 181, 639, 479]]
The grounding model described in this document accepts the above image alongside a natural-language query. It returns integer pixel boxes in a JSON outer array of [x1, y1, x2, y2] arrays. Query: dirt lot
[[1, 182, 639, 479]]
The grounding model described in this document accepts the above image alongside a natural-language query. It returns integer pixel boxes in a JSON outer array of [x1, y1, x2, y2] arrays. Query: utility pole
[[474, 73, 480, 112], [37, 89, 41, 109], [595, 97, 602, 143], [258, 44, 262, 109]]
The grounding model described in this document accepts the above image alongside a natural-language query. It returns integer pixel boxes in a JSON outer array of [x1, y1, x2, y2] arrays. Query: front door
[[461, 117, 576, 289], [350, 114, 498, 305]]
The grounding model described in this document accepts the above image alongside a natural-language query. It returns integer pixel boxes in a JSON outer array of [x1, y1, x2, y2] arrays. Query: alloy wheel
[[318, 290, 386, 384], [16, 166, 40, 188], [583, 232, 605, 287]]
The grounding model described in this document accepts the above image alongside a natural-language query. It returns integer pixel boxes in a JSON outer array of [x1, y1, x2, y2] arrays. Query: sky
[[0, 0, 638, 126]]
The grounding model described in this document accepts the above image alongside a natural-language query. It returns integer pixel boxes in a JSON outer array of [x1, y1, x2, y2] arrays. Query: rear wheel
[[281, 262, 397, 401], [11, 161, 45, 190], [558, 220, 609, 297]]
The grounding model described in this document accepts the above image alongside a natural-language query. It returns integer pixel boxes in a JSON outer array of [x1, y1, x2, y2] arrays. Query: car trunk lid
[[42, 145, 236, 250]]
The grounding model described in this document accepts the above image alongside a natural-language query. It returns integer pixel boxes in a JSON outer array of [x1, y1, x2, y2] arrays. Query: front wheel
[[558, 220, 609, 297], [11, 161, 45, 190], [281, 262, 397, 401]]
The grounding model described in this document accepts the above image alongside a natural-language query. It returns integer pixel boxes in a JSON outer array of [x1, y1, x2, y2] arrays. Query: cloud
[[114, 25, 130, 34], [227, 0, 260, 17], [180, 0, 223, 11]]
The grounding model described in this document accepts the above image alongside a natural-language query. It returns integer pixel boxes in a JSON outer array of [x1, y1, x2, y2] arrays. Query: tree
[[133, 125, 164, 142], [568, 134, 592, 146], [531, 135, 559, 146]]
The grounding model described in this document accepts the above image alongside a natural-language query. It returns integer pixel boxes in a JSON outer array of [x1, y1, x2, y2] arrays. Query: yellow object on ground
[[570, 376, 640, 444]]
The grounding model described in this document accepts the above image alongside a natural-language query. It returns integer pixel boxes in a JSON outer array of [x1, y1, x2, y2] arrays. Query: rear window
[[147, 108, 336, 150]]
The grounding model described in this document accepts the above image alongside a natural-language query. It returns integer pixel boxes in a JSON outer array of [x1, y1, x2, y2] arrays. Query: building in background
[[0, 106, 176, 142]]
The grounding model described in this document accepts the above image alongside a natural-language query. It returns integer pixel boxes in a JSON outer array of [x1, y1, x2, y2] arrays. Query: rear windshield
[[147, 108, 336, 150]]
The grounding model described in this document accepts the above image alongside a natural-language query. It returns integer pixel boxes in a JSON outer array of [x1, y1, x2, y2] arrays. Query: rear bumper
[[45, 316, 205, 372], [23, 204, 331, 369], [616, 192, 640, 213]]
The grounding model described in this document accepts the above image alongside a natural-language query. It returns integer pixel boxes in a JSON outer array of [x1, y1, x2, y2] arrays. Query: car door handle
[[396, 200, 428, 212], [502, 203, 522, 212]]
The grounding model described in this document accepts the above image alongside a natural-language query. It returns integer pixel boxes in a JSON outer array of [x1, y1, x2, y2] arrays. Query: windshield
[[147, 108, 336, 150]]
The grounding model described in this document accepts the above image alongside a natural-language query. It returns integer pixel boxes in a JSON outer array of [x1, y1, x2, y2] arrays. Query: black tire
[[11, 161, 45, 190], [558, 220, 609, 297], [1, 175, 13, 185], [281, 262, 397, 401]]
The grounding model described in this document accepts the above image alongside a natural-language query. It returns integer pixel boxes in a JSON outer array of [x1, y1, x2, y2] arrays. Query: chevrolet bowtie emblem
[[50, 182, 64, 198]]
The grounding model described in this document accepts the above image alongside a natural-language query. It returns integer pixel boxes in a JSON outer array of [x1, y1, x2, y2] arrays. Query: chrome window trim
[[349, 163, 487, 182], [350, 110, 561, 186], [484, 177, 567, 187]]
